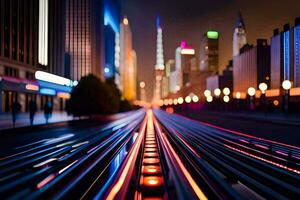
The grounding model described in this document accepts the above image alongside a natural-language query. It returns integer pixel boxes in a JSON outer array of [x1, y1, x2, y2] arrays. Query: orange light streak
[[153, 117, 208, 200], [224, 144, 300, 175], [106, 112, 147, 200]]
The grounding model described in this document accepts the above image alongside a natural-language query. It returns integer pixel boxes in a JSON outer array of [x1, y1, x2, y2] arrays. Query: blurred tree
[[119, 99, 133, 112], [68, 74, 120, 117]]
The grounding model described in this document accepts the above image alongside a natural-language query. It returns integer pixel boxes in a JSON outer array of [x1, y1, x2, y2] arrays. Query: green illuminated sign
[[207, 31, 219, 39]]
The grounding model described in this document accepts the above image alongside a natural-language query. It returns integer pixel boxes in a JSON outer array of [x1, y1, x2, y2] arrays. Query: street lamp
[[259, 82, 268, 114], [173, 99, 178, 105], [204, 90, 211, 97], [258, 83, 268, 94], [282, 80, 292, 90], [214, 88, 221, 110], [236, 92, 241, 110], [140, 81, 145, 89], [282, 80, 292, 113], [214, 88, 221, 97], [185, 96, 192, 103], [248, 87, 256, 110], [206, 95, 213, 103], [178, 97, 184, 104], [223, 87, 230, 96], [192, 95, 199, 103], [223, 95, 230, 103]]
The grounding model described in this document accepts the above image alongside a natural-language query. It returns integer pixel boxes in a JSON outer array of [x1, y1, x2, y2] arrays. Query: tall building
[[169, 58, 178, 93], [270, 29, 281, 89], [295, 18, 300, 87], [271, 18, 300, 89], [233, 39, 270, 93], [199, 30, 219, 73], [0, 0, 68, 113], [161, 59, 174, 98], [103, 0, 121, 80], [120, 17, 137, 101], [178, 41, 195, 87], [42, 0, 66, 77], [206, 60, 233, 92], [233, 12, 247, 57], [154, 16, 165, 101], [169, 41, 195, 94], [65, 0, 104, 81]]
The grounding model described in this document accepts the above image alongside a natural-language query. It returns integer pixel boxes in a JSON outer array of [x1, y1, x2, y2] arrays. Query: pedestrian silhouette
[[29, 100, 37, 125], [11, 101, 21, 128], [44, 101, 53, 124]]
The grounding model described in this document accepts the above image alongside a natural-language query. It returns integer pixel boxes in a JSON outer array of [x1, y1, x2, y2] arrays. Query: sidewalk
[[0, 111, 74, 131]]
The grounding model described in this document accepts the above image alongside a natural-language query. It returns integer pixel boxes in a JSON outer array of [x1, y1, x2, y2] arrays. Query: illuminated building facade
[[233, 12, 247, 57], [120, 17, 137, 101], [161, 59, 175, 98], [103, 0, 121, 80], [154, 16, 165, 101], [65, 0, 105, 81], [271, 18, 300, 89], [169, 42, 196, 94], [199, 31, 219, 73], [295, 19, 300, 87], [233, 39, 270, 93], [179, 41, 195, 87], [0, 0, 68, 113]]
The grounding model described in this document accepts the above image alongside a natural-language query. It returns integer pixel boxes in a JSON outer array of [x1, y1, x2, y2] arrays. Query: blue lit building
[[294, 18, 300, 87], [271, 18, 300, 89], [103, 0, 121, 79]]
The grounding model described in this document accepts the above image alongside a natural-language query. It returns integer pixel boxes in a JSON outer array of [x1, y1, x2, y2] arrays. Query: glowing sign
[[35, 71, 72, 86], [207, 31, 219, 39], [180, 40, 195, 55], [181, 49, 195, 55], [26, 84, 39, 91], [57, 92, 71, 99], [40, 88, 56, 96], [38, 0, 48, 66]]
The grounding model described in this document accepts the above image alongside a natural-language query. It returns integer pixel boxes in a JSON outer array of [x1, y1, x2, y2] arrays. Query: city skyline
[[1, 2, 300, 199], [124, 0, 300, 100]]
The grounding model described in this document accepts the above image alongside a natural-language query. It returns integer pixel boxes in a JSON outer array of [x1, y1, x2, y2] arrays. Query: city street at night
[[1, 109, 300, 199], [1, 0, 300, 199]]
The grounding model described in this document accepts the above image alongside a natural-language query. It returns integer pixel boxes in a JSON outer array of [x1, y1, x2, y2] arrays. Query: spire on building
[[235, 11, 246, 29], [156, 16, 161, 28], [155, 16, 165, 70], [233, 12, 247, 57]]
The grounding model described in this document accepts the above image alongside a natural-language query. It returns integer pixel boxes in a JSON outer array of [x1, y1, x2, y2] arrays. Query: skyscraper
[[120, 17, 137, 101], [233, 12, 247, 57], [103, 0, 121, 80], [161, 59, 174, 98], [65, 0, 104, 81], [199, 30, 219, 73], [0, 0, 67, 113], [270, 18, 300, 89], [233, 39, 270, 93], [169, 41, 196, 94], [154, 16, 165, 101]]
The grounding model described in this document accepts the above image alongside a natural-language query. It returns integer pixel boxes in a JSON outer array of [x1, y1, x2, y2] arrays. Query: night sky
[[123, 0, 300, 100]]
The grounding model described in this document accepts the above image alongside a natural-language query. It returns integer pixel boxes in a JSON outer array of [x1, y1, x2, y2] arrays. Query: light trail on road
[[154, 109, 300, 199], [1, 108, 299, 199]]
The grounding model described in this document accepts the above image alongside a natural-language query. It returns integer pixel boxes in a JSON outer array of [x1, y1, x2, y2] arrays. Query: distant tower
[[120, 16, 137, 101], [233, 12, 247, 57], [154, 16, 165, 101]]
